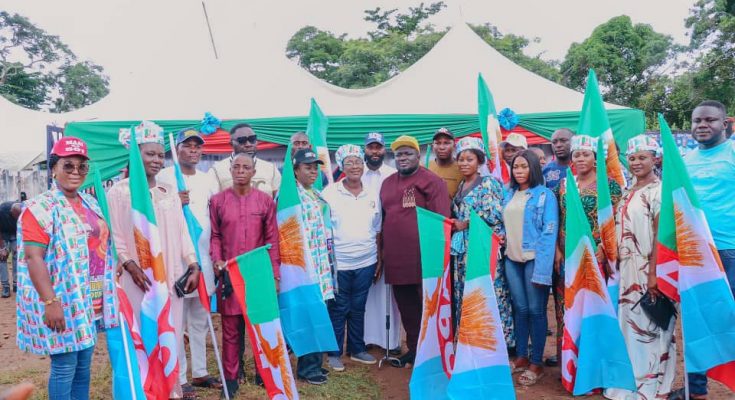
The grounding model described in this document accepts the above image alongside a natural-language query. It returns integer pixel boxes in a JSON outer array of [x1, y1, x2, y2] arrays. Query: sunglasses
[[62, 162, 90, 175], [235, 136, 257, 145]]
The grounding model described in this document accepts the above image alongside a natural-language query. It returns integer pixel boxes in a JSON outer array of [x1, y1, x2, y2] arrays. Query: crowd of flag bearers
[[11, 69, 735, 400]]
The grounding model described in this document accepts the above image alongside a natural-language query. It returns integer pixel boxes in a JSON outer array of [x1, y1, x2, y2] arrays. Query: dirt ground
[[0, 291, 730, 399]]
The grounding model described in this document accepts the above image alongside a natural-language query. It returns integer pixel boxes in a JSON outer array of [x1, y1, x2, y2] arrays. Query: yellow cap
[[390, 135, 420, 152]]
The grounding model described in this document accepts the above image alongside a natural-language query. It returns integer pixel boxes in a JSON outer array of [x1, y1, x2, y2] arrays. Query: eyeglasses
[[235, 136, 257, 145], [343, 159, 364, 168], [62, 162, 90, 175]]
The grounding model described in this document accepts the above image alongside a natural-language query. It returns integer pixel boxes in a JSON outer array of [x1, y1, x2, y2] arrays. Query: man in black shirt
[[0, 201, 22, 297]]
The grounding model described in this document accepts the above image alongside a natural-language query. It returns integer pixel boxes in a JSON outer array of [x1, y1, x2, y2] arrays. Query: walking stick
[[378, 281, 400, 369], [206, 312, 230, 400]]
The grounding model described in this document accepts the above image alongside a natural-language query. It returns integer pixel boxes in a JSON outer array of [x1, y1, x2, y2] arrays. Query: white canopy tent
[[0, 0, 630, 169]]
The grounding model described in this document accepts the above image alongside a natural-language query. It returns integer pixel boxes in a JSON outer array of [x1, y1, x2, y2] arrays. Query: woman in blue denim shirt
[[502, 150, 558, 386]]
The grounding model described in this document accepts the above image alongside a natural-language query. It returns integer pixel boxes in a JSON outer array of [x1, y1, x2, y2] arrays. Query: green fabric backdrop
[[66, 109, 644, 184]]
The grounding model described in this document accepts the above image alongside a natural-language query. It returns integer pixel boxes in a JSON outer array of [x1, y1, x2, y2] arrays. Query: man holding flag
[[210, 152, 281, 397], [158, 128, 222, 395], [680, 100, 735, 399], [109, 121, 200, 399]]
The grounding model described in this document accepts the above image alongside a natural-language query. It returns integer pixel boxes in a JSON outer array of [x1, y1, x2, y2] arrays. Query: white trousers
[[178, 296, 210, 383]]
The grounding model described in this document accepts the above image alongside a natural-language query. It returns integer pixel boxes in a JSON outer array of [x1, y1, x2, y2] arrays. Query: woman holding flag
[[16, 137, 118, 400], [605, 135, 676, 400], [449, 137, 513, 348], [108, 121, 200, 399]]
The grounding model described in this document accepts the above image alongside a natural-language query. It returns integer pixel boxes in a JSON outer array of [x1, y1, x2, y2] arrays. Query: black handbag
[[174, 268, 194, 298], [634, 291, 677, 330]]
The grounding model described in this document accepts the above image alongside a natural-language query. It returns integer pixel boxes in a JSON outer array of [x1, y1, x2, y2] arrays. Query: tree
[[560, 16, 675, 108], [286, 2, 561, 89], [471, 23, 561, 83], [0, 11, 109, 111]]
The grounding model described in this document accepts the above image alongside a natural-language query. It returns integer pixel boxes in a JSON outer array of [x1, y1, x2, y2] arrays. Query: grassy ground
[[0, 331, 382, 400]]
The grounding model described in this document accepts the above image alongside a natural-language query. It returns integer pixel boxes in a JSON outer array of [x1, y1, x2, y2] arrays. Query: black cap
[[292, 149, 324, 166], [432, 127, 454, 140]]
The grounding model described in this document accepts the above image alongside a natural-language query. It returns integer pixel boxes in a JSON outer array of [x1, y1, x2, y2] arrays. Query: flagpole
[[118, 312, 138, 400], [207, 314, 229, 400]]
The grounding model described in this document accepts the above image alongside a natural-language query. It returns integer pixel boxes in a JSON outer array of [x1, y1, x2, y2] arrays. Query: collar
[[336, 180, 367, 198]]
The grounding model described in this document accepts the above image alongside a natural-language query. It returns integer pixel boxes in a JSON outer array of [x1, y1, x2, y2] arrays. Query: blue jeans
[[688, 249, 735, 395], [505, 259, 549, 365], [0, 238, 16, 287], [48, 346, 95, 400], [327, 263, 376, 356]]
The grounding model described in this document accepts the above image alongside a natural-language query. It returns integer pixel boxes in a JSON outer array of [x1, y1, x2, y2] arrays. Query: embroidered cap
[[335, 144, 364, 170], [119, 120, 165, 149], [626, 134, 660, 156], [455, 136, 485, 155], [571, 135, 600, 154], [365, 132, 385, 146]]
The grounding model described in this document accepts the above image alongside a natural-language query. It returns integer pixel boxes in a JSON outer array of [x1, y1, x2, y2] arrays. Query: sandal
[[182, 383, 198, 400], [517, 369, 544, 386], [510, 358, 529, 374], [191, 376, 223, 389], [389, 352, 415, 368]]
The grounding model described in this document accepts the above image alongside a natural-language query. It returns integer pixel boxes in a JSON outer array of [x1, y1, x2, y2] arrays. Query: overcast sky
[[1, 0, 695, 64]]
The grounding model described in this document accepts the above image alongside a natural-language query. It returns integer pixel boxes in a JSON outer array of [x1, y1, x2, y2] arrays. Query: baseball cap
[[51, 137, 89, 159], [432, 127, 454, 140], [502, 133, 528, 149], [292, 149, 325, 166], [365, 132, 385, 146], [390, 135, 420, 152], [176, 128, 205, 146]]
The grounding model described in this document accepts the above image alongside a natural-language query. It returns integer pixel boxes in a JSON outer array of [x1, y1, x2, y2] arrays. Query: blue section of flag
[[278, 284, 338, 356], [447, 365, 515, 400], [573, 315, 636, 395], [680, 279, 735, 373], [409, 357, 449, 400], [106, 326, 146, 400], [607, 282, 619, 316]]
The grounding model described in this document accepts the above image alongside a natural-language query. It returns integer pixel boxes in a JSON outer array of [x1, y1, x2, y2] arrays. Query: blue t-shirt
[[542, 161, 568, 190], [685, 140, 735, 250]]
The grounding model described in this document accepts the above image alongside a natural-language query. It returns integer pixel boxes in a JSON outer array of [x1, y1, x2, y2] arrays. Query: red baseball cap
[[51, 137, 89, 159]]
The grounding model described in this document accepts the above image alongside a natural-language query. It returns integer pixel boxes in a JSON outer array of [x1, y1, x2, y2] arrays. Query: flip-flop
[[517, 369, 544, 386], [510, 359, 529, 374]]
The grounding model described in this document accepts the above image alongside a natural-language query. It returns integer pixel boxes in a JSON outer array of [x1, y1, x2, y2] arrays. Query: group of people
[[9, 99, 734, 400]]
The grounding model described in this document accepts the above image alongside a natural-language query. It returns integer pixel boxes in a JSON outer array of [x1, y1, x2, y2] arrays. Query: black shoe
[[320, 367, 330, 377], [254, 373, 264, 387], [389, 347, 402, 356], [1, 286, 9, 298], [389, 352, 415, 368], [544, 356, 558, 367], [299, 374, 327, 385], [222, 379, 238, 398]]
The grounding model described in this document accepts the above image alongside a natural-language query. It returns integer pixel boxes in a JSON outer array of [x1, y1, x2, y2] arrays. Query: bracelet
[[42, 296, 60, 306], [122, 259, 135, 270]]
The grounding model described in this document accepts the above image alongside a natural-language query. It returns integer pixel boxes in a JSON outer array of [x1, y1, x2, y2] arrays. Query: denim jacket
[[503, 185, 559, 285]]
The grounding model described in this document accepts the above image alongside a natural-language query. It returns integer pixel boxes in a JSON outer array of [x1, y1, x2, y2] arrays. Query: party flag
[[577, 69, 626, 188], [128, 133, 179, 399], [276, 142, 338, 356], [227, 245, 299, 399], [93, 167, 146, 400], [410, 207, 454, 400], [478, 73, 503, 180], [596, 138, 619, 312], [447, 211, 514, 399], [562, 169, 635, 395], [655, 114, 735, 391], [306, 98, 333, 190], [168, 134, 210, 312]]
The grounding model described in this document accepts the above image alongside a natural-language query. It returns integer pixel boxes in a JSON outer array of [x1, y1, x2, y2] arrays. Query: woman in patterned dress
[[605, 136, 676, 400], [553, 135, 622, 365], [449, 137, 514, 349], [16, 138, 117, 400]]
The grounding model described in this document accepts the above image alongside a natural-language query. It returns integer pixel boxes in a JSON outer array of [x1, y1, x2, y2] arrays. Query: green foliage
[[470, 23, 561, 82], [0, 11, 109, 111], [560, 16, 675, 108]]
